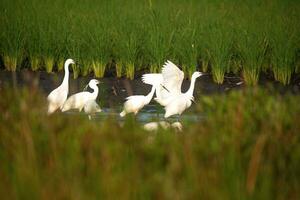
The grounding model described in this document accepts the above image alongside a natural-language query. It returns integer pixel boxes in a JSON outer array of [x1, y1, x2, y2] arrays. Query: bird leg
[[176, 114, 181, 122]]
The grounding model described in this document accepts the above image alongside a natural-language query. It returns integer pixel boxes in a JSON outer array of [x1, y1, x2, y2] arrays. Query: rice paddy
[[0, 0, 299, 84], [0, 85, 299, 199]]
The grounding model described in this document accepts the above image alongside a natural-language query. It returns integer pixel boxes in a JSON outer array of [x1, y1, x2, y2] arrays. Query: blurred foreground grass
[[0, 87, 299, 199]]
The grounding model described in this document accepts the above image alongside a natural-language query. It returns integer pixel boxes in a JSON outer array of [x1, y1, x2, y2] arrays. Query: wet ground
[[1, 69, 300, 123]]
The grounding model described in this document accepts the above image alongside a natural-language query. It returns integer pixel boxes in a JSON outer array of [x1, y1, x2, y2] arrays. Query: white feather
[[62, 79, 100, 112], [47, 58, 74, 114]]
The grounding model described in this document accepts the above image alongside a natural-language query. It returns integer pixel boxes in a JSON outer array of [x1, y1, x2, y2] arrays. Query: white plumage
[[62, 79, 100, 112], [120, 85, 156, 117], [143, 121, 183, 132], [84, 100, 102, 120], [142, 60, 204, 118], [47, 58, 74, 114]]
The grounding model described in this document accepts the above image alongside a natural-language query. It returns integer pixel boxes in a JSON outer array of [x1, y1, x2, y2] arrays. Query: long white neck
[[90, 84, 99, 100], [145, 86, 156, 104], [62, 62, 70, 86], [185, 75, 197, 98]]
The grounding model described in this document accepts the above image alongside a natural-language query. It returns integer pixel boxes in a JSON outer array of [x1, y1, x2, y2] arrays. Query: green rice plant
[[116, 28, 140, 79], [270, 16, 298, 85], [201, 58, 210, 73], [92, 60, 106, 78], [72, 64, 80, 79], [125, 62, 135, 80], [57, 58, 65, 71], [149, 64, 160, 74], [205, 18, 233, 84], [238, 23, 268, 85], [115, 61, 123, 78], [44, 57, 54, 73], [175, 19, 199, 78], [30, 56, 40, 71], [0, 5, 25, 71], [80, 60, 92, 76], [3, 55, 17, 71], [144, 9, 175, 73], [0, 0, 299, 84]]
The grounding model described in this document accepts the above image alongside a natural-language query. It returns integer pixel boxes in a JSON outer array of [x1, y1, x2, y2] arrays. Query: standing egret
[[142, 60, 204, 118], [47, 58, 75, 114], [62, 79, 100, 112], [120, 85, 156, 117], [84, 99, 102, 120]]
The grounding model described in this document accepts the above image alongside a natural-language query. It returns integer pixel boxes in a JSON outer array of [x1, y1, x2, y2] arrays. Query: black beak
[[161, 84, 170, 93]]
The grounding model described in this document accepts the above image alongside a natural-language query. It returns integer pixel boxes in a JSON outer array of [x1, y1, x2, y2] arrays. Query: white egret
[[120, 85, 156, 117], [142, 60, 204, 118], [62, 79, 100, 112], [47, 58, 75, 114], [83, 100, 102, 120], [143, 121, 182, 132]]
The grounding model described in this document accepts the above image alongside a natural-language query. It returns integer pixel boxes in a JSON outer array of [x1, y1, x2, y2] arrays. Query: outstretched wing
[[141, 73, 163, 86], [161, 60, 184, 96]]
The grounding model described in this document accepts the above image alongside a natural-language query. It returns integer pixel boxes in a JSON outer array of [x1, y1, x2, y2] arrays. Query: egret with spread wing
[[142, 60, 204, 118]]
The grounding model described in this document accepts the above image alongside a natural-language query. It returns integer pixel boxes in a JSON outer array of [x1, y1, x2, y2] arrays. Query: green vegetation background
[[0, 0, 299, 84]]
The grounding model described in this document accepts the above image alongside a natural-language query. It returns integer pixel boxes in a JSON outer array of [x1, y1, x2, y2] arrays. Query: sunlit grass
[[3, 55, 17, 71], [44, 57, 54, 73], [92, 60, 106, 78], [115, 61, 123, 78], [125, 62, 135, 80], [30, 56, 40, 71], [0, 0, 299, 84]]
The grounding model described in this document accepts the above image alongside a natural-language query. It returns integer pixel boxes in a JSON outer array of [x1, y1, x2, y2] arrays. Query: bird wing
[[84, 100, 101, 113], [141, 73, 163, 86], [63, 92, 91, 108], [125, 95, 144, 101], [161, 60, 184, 96], [47, 85, 67, 104]]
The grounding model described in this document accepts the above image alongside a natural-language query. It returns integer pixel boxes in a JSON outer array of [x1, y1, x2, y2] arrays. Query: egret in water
[[47, 58, 75, 114], [142, 60, 204, 118], [84, 99, 102, 120], [143, 121, 183, 132], [62, 79, 100, 112], [120, 85, 156, 117]]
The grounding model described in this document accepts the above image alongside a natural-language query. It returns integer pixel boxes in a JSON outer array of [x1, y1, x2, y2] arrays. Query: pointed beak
[[161, 84, 170, 93], [83, 84, 89, 91], [200, 72, 209, 76]]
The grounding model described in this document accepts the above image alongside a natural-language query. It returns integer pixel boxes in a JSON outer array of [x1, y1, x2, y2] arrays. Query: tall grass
[[237, 15, 268, 85], [0, 86, 299, 199], [207, 22, 233, 84], [270, 15, 299, 85], [0, 4, 25, 71], [0, 0, 299, 84]]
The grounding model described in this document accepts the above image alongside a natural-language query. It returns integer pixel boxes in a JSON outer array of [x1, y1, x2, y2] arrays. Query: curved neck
[[185, 76, 197, 98], [90, 84, 99, 99], [62, 62, 70, 86], [145, 86, 156, 104]]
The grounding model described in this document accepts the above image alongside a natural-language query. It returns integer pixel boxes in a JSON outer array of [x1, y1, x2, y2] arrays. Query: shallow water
[[1, 70, 299, 123]]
